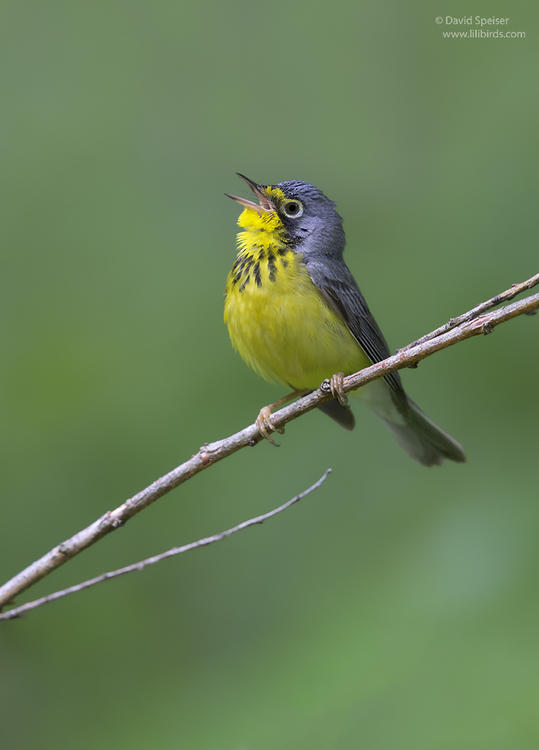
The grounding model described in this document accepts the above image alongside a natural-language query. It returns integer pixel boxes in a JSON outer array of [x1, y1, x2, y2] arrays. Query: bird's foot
[[256, 406, 283, 447], [329, 372, 348, 406], [254, 389, 307, 446]]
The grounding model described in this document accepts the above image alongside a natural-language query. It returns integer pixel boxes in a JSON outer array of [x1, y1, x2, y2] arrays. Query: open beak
[[225, 173, 274, 213]]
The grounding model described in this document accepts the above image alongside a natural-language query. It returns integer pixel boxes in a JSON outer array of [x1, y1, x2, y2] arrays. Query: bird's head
[[226, 174, 345, 259]]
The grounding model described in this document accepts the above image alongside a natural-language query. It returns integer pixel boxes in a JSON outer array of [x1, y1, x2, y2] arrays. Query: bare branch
[[401, 272, 539, 350], [0, 470, 332, 621], [0, 275, 537, 615]]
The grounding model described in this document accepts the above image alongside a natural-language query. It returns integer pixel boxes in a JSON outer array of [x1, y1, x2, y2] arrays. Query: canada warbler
[[224, 174, 465, 466]]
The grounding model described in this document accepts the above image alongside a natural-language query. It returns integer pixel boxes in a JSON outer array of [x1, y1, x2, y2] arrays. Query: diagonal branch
[[0, 470, 332, 621], [0, 274, 538, 616], [401, 272, 539, 350]]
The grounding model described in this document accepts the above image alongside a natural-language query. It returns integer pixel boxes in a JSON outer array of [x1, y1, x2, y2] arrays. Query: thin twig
[[0, 276, 537, 614], [0, 470, 332, 621], [401, 272, 539, 351]]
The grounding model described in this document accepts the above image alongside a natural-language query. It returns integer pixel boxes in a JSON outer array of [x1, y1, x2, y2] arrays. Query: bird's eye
[[282, 200, 303, 218]]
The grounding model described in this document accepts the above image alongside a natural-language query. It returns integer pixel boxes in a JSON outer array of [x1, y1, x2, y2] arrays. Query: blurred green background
[[2, 0, 538, 747]]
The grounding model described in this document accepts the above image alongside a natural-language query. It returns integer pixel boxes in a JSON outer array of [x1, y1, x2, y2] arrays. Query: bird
[[224, 174, 465, 466]]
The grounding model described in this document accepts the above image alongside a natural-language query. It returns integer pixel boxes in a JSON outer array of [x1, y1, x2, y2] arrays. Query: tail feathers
[[318, 400, 355, 430], [318, 383, 465, 466], [383, 396, 466, 467]]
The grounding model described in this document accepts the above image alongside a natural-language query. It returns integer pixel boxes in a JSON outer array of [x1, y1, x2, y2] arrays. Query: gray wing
[[305, 258, 404, 395]]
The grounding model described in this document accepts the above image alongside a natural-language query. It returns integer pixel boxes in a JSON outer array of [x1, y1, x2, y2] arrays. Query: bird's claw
[[329, 372, 348, 406], [256, 406, 283, 446]]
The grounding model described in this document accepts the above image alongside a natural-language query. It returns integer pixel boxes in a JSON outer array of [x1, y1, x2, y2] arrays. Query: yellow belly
[[224, 247, 370, 390]]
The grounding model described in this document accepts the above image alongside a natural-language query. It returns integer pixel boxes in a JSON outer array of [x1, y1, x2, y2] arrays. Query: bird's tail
[[382, 394, 466, 467]]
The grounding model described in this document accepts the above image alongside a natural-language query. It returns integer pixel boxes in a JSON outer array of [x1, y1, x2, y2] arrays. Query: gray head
[[226, 174, 346, 259], [274, 180, 345, 258]]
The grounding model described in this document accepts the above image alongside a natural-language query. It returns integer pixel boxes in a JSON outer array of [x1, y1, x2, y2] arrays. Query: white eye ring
[[283, 200, 303, 219]]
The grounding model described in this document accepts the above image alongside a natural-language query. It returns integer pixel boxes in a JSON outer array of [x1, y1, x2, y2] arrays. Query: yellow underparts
[[224, 205, 370, 390]]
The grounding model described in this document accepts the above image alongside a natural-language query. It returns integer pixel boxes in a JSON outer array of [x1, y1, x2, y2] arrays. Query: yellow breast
[[224, 207, 370, 390]]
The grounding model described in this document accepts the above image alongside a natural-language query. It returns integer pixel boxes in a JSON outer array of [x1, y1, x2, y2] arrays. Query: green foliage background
[[2, 1, 538, 747]]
